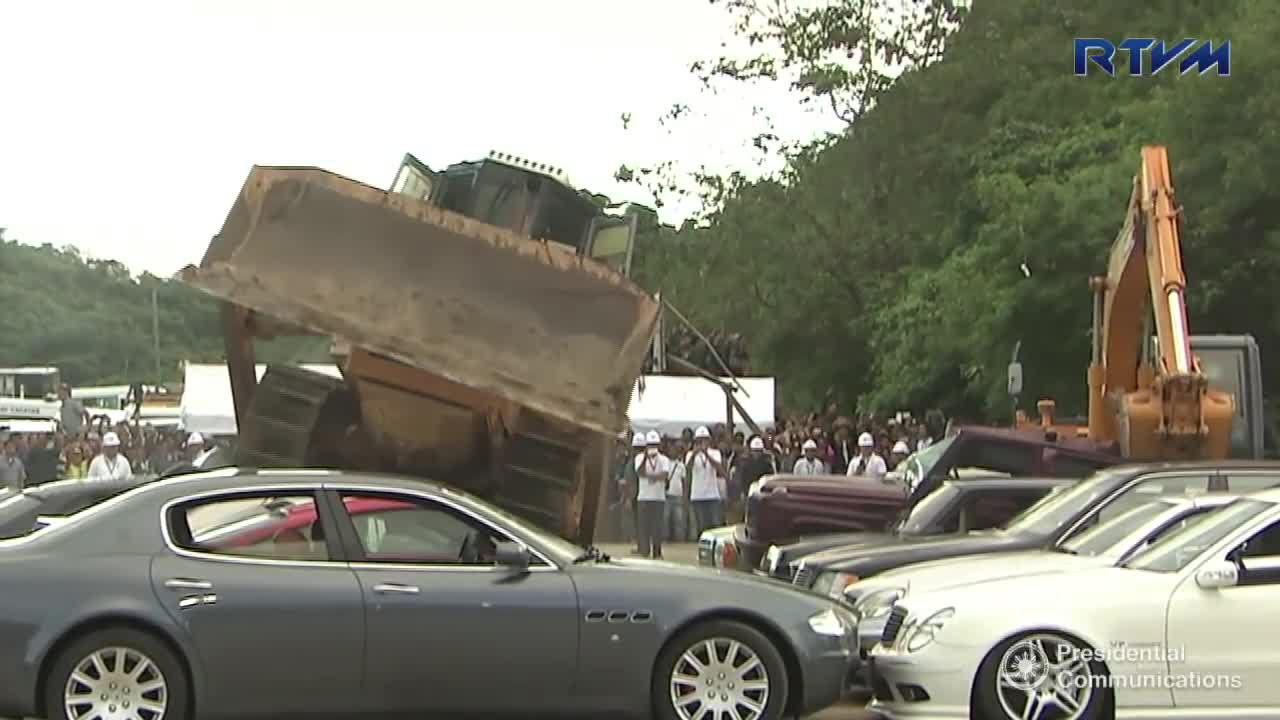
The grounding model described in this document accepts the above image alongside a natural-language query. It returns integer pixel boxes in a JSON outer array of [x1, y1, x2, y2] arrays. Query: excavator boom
[[1087, 146, 1234, 459]]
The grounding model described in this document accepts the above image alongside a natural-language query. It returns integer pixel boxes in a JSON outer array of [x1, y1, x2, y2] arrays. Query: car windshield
[[1123, 498, 1273, 573], [901, 435, 955, 490], [897, 482, 960, 535], [1003, 468, 1129, 535], [1058, 499, 1175, 556]]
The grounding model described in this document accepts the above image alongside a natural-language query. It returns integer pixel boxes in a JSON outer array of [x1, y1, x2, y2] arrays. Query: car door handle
[[372, 583, 420, 595], [164, 578, 214, 591]]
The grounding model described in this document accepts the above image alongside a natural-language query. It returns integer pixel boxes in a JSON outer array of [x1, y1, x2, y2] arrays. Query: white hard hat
[[892, 440, 911, 455], [632, 432, 647, 447], [694, 426, 711, 439], [186, 432, 205, 447], [802, 438, 818, 450], [645, 430, 662, 445], [749, 436, 765, 450], [858, 432, 874, 447], [102, 432, 121, 447]]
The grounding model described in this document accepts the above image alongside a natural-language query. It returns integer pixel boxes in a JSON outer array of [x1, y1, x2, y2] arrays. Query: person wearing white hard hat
[[633, 430, 671, 558], [686, 425, 727, 535], [846, 431, 887, 480], [87, 431, 133, 482], [889, 440, 912, 471], [664, 439, 689, 542], [185, 432, 206, 458], [621, 431, 648, 547], [792, 438, 826, 475], [735, 435, 778, 503]]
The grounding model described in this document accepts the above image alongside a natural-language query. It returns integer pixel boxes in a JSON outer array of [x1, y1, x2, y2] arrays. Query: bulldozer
[[178, 151, 660, 544], [1018, 146, 1265, 460]]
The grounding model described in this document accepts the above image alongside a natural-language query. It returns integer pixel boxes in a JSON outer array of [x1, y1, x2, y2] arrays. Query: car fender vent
[[585, 609, 607, 622], [607, 610, 630, 623], [631, 610, 653, 623]]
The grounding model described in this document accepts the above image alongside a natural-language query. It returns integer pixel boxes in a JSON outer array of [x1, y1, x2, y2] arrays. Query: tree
[[623, 0, 1275, 419]]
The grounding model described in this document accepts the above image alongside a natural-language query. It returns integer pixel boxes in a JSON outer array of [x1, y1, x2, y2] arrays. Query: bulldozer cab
[[390, 151, 638, 275]]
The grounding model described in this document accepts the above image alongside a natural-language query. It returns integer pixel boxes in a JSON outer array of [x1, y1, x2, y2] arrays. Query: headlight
[[807, 607, 852, 637], [850, 587, 905, 619], [765, 546, 782, 574], [826, 572, 860, 600], [902, 607, 954, 653]]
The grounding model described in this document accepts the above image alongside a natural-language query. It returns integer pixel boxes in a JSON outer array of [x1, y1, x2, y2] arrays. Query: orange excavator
[[1024, 146, 1264, 459]]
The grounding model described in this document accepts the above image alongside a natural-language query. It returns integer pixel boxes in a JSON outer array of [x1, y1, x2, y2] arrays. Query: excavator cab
[[1186, 335, 1265, 458]]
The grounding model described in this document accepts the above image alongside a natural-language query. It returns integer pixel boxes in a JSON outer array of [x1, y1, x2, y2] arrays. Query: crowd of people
[[0, 384, 218, 491], [610, 409, 947, 557]]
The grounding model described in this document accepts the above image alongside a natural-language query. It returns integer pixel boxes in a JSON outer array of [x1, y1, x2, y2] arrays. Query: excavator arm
[[1086, 146, 1234, 459]]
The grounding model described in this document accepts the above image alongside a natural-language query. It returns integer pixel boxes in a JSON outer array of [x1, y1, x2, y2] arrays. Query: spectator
[[63, 443, 89, 479], [889, 440, 911, 471], [686, 425, 727, 535], [846, 432, 887, 480], [24, 432, 60, 486], [736, 435, 778, 499], [623, 432, 646, 547], [58, 384, 89, 438], [88, 432, 133, 482], [829, 418, 855, 474], [664, 439, 687, 542], [634, 431, 669, 559], [1, 436, 27, 491], [792, 439, 826, 474]]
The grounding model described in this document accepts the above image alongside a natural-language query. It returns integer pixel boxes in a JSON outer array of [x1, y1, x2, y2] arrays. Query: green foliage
[[627, 0, 1274, 418], [0, 232, 330, 386]]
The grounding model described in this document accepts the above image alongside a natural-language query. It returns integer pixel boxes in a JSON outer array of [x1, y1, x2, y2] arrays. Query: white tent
[[180, 363, 341, 435], [627, 375, 775, 437]]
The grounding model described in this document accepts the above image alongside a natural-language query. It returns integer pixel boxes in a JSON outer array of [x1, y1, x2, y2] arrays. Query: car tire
[[973, 631, 1107, 720], [652, 619, 789, 720], [43, 626, 190, 720]]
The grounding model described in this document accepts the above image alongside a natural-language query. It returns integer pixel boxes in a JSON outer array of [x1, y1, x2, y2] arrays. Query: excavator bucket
[[180, 166, 659, 436]]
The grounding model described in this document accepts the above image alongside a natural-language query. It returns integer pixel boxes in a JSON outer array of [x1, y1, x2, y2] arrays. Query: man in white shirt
[[792, 439, 826, 475], [686, 425, 727, 535], [88, 431, 133, 482], [846, 432, 887, 480], [664, 443, 687, 542], [634, 430, 670, 559]]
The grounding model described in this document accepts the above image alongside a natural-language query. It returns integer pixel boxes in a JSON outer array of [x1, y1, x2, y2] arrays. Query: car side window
[[338, 492, 524, 567], [960, 488, 1053, 531], [1236, 519, 1280, 562], [1222, 474, 1280, 493], [168, 493, 329, 562], [1094, 474, 1213, 526]]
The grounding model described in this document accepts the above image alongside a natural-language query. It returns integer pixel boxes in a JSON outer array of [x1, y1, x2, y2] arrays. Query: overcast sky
[[0, 0, 839, 276]]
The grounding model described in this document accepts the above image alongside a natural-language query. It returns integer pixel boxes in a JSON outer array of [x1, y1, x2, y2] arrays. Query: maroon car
[[719, 426, 1120, 571]]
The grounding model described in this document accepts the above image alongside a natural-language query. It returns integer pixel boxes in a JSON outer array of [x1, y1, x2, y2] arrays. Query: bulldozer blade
[[180, 166, 659, 436]]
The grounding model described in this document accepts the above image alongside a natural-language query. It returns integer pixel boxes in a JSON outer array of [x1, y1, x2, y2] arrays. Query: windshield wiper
[[573, 545, 611, 564]]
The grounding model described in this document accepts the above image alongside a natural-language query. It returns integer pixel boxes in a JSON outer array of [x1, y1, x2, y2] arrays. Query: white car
[[845, 494, 1236, 654], [867, 488, 1280, 719]]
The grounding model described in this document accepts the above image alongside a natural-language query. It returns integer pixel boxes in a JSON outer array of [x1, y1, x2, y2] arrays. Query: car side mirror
[[495, 542, 531, 572], [1195, 560, 1239, 590]]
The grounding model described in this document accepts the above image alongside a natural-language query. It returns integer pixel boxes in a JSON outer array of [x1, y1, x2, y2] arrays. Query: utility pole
[[152, 287, 162, 387]]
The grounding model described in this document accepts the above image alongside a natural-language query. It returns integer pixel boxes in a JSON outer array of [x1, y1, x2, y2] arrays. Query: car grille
[[881, 606, 907, 645]]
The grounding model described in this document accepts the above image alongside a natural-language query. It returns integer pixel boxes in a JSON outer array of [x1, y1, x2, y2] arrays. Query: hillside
[[0, 234, 330, 386]]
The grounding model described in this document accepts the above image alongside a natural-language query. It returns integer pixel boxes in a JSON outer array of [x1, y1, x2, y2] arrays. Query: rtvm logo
[[1075, 39, 1231, 77]]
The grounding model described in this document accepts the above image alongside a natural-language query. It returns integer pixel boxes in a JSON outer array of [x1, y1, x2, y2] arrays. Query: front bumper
[[865, 648, 975, 720], [794, 623, 863, 714]]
